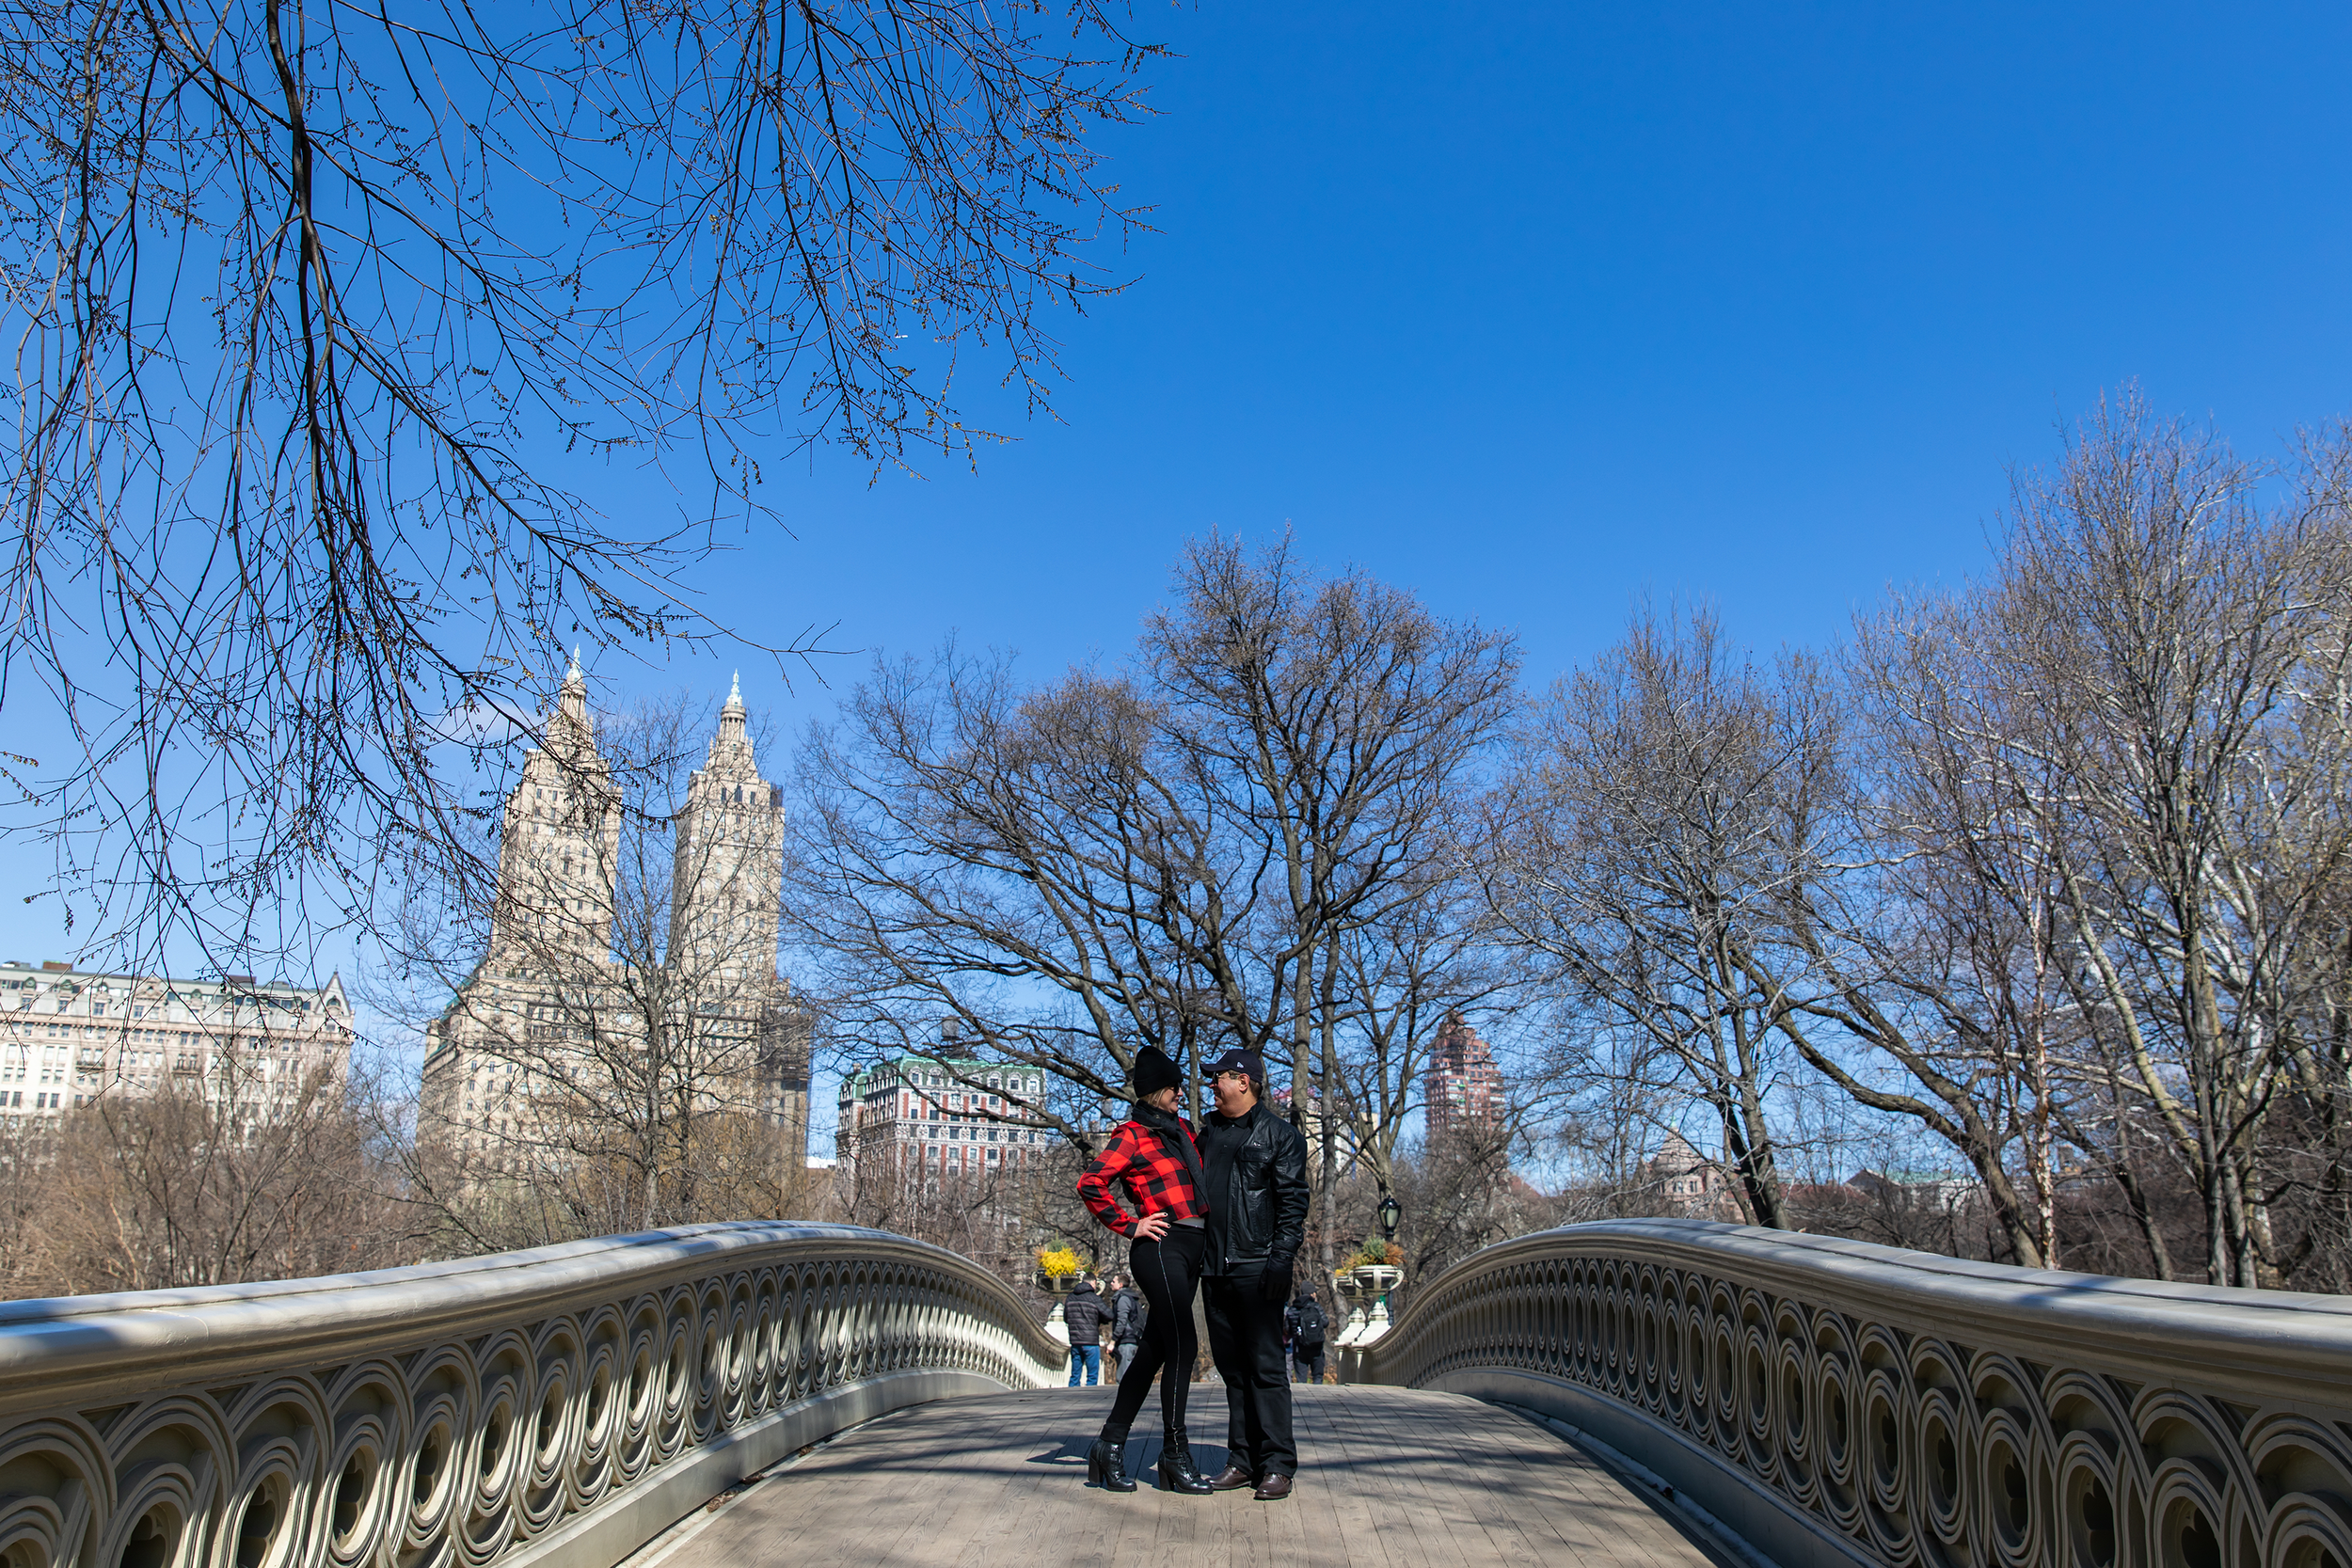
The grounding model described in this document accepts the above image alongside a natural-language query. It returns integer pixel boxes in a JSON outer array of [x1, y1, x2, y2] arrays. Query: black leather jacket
[[1199, 1099, 1310, 1276]]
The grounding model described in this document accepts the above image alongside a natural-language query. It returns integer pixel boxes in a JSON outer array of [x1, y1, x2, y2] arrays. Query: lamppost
[[1353, 1191, 1405, 1345]]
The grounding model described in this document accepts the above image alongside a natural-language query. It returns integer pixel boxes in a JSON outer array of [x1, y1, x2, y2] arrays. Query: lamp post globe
[[1377, 1193, 1401, 1240]]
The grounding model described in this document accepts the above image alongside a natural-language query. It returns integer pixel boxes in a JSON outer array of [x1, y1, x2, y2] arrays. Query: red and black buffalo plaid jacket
[[1077, 1117, 1206, 1238]]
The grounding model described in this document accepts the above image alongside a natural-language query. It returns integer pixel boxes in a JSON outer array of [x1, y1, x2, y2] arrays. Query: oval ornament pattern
[[0, 1223, 1062, 1568], [1352, 1219, 2352, 1568]]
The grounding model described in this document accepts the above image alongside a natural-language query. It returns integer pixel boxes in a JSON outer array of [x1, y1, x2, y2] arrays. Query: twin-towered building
[[420, 662, 809, 1168]]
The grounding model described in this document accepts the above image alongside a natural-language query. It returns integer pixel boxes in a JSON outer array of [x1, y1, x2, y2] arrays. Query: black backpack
[[1294, 1300, 1327, 1346]]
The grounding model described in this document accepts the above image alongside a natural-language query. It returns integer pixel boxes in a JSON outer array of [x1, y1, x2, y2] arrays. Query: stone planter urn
[[1033, 1271, 1081, 1295], [1348, 1263, 1404, 1351]]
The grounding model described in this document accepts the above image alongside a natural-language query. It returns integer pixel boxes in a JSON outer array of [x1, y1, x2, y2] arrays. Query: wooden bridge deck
[[642, 1384, 1738, 1568]]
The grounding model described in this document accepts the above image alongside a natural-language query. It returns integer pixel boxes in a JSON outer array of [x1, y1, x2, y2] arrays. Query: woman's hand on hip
[[1132, 1212, 1170, 1241]]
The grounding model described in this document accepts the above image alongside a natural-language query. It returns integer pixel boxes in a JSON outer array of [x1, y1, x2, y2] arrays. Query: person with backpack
[[1286, 1289, 1328, 1385]]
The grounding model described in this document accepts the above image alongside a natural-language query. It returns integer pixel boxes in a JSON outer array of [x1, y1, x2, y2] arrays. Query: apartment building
[[1423, 1010, 1504, 1138], [0, 959, 352, 1126], [836, 1052, 1057, 1182]]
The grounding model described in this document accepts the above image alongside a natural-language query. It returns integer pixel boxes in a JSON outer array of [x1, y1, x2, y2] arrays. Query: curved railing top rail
[[1373, 1218, 2352, 1399], [0, 1221, 1063, 1406]]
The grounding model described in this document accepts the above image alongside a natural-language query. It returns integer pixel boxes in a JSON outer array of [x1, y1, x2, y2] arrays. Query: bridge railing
[[1345, 1217, 2352, 1568], [0, 1222, 1063, 1568]]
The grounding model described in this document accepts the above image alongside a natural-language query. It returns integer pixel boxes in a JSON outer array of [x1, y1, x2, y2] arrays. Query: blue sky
[[645, 0, 2352, 721], [8, 4, 2351, 1127]]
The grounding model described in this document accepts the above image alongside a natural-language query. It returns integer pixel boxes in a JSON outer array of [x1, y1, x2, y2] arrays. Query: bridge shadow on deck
[[649, 1384, 1739, 1568]]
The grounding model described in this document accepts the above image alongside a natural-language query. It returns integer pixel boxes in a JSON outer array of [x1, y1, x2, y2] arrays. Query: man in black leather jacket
[[1195, 1047, 1311, 1499]]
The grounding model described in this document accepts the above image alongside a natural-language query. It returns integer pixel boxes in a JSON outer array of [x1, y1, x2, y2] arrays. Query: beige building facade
[[0, 959, 350, 1127]]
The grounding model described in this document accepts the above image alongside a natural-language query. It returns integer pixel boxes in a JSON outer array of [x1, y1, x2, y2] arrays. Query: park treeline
[[6, 390, 2345, 1302], [790, 389, 2352, 1295]]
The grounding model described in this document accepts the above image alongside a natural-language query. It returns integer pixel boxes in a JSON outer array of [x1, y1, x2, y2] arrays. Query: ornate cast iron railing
[[1348, 1218, 2352, 1568], [0, 1223, 1063, 1568]]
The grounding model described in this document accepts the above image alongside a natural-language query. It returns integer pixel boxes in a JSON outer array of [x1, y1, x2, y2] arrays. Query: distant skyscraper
[[1423, 1011, 1502, 1137]]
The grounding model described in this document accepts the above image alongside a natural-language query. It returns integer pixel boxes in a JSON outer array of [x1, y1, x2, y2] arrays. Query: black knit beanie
[[1131, 1045, 1183, 1099]]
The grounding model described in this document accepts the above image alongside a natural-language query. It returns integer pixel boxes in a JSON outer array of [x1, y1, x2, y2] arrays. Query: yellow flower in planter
[[1035, 1244, 1084, 1279]]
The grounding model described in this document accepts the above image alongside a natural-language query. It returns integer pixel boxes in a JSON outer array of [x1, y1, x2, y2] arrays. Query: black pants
[[1294, 1347, 1325, 1384], [1202, 1274, 1296, 1477], [1102, 1226, 1204, 1441]]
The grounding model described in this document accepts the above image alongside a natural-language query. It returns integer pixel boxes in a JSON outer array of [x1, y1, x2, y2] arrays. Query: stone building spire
[[704, 670, 754, 775], [548, 646, 593, 756], [673, 673, 782, 979]]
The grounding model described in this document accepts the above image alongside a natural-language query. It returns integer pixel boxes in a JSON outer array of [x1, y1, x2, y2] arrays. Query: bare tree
[[0, 0, 1163, 973], [786, 537, 1520, 1291], [1963, 395, 2352, 1286], [1145, 537, 1521, 1285], [1488, 607, 1828, 1228], [1499, 398, 2352, 1289], [16, 1061, 414, 1295], [1316, 852, 1522, 1206]]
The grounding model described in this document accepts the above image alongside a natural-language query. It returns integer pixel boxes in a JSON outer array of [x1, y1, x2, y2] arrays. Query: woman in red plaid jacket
[[1074, 1044, 1215, 1496]]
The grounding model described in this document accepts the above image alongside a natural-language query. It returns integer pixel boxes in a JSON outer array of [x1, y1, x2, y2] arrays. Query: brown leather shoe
[[1208, 1465, 1254, 1491], [1252, 1473, 1294, 1501]]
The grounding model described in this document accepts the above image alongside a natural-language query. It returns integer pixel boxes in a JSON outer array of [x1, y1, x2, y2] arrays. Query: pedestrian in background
[[1109, 1273, 1147, 1379], [1062, 1275, 1108, 1386], [1286, 1289, 1328, 1385]]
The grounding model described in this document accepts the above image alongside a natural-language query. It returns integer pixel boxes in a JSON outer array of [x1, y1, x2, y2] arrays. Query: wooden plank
[[1421, 1399, 1639, 1565], [663, 1383, 1727, 1568], [1422, 1397, 1740, 1568], [1320, 1386, 1473, 1568], [1267, 1386, 1359, 1568], [960, 1391, 1085, 1568]]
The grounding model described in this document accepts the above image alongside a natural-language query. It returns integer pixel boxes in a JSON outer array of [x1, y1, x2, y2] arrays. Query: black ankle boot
[[1088, 1436, 1136, 1493], [1156, 1429, 1214, 1495]]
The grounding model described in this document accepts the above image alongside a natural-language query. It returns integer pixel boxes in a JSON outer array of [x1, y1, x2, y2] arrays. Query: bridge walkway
[[643, 1384, 1737, 1568]]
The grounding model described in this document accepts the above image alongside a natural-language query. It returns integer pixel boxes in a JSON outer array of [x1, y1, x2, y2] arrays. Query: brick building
[[1423, 1011, 1504, 1137], [836, 1041, 1057, 1183]]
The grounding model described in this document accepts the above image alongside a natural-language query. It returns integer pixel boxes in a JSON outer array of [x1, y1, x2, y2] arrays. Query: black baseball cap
[[1205, 1047, 1265, 1081]]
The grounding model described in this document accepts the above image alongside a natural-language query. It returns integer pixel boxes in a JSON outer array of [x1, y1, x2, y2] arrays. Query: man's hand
[[1261, 1258, 1294, 1302], [1133, 1212, 1170, 1242]]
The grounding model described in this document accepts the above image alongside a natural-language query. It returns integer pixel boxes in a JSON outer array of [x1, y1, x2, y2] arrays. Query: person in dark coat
[[1108, 1274, 1148, 1379], [1285, 1289, 1328, 1386], [1194, 1046, 1311, 1501], [1061, 1277, 1108, 1386]]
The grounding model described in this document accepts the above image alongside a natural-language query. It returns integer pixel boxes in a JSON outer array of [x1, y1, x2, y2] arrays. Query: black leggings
[[1101, 1224, 1205, 1441]]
